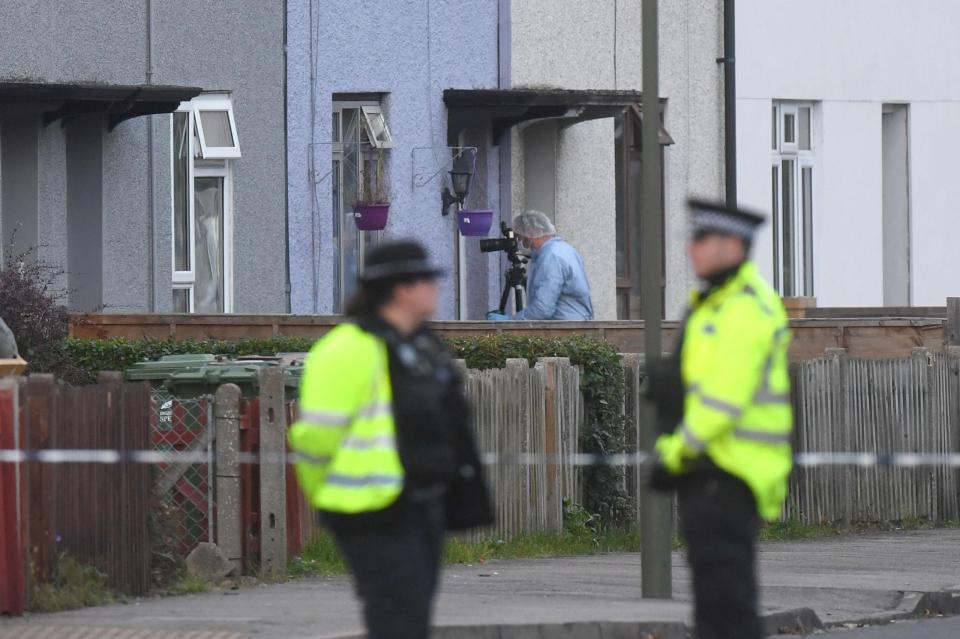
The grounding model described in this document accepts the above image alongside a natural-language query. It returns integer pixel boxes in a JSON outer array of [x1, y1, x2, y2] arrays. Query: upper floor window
[[772, 102, 815, 297], [172, 94, 240, 313]]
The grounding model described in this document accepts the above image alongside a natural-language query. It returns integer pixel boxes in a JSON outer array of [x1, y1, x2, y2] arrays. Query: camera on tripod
[[481, 222, 528, 314], [479, 224, 519, 257]]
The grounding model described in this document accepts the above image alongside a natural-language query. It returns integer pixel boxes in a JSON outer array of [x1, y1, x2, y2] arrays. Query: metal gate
[[152, 389, 216, 557]]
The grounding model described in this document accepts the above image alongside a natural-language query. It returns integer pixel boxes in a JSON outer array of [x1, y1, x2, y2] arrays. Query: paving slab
[[1, 529, 957, 638]]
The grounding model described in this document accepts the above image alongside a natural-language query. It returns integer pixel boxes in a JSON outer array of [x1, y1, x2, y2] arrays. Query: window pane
[[340, 109, 362, 307], [781, 160, 796, 296], [194, 177, 225, 313], [772, 106, 778, 150], [771, 165, 780, 293], [361, 108, 392, 148], [799, 107, 811, 150], [332, 111, 341, 143], [332, 159, 341, 312], [173, 288, 190, 313], [199, 110, 234, 147], [783, 113, 796, 144], [802, 167, 814, 295], [173, 112, 190, 272]]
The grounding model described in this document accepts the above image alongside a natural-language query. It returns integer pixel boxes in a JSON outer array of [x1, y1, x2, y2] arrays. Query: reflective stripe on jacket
[[655, 261, 793, 521], [288, 323, 404, 514]]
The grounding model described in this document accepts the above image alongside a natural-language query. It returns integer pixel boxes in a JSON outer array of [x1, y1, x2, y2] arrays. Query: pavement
[[1, 529, 959, 638]]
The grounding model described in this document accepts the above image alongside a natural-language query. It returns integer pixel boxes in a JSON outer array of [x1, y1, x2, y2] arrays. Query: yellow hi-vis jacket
[[655, 261, 793, 521], [288, 323, 404, 513]]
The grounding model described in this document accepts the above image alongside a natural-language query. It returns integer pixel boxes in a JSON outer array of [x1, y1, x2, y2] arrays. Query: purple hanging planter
[[353, 203, 390, 231], [456, 209, 493, 237]]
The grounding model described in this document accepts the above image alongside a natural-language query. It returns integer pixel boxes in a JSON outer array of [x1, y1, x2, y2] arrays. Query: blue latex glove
[[486, 312, 510, 321]]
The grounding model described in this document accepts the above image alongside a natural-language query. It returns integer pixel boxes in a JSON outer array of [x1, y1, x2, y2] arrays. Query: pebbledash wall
[[507, 0, 725, 319], [287, 0, 725, 321], [737, 0, 960, 307], [286, 0, 502, 319], [0, 1, 287, 313]]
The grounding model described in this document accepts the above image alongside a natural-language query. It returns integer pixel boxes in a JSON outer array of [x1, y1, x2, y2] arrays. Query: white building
[[737, 0, 960, 307]]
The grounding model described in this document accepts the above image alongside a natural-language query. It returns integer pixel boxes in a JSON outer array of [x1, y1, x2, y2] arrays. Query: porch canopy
[[443, 88, 673, 145], [0, 81, 202, 130]]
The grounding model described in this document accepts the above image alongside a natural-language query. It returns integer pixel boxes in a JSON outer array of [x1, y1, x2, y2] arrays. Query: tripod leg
[[499, 273, 512, 314]]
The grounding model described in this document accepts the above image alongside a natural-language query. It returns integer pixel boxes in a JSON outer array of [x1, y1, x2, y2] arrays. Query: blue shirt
[[511, 238, 594, 320]]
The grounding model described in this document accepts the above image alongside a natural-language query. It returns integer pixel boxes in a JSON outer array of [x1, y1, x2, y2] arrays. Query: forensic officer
[[644, 199, 793, 639], [487, 210, 594, 321], [288, 240, 493, 639]]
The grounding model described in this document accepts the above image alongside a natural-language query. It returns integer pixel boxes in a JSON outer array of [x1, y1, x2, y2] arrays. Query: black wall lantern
[[441, 150, 475, 216]]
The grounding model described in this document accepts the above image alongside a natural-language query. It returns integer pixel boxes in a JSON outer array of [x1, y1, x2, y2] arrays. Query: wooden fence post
[[25, 374, 56, 588], [947, 298, 960, 346], [258, 368, 287, 579], [823, 348, 848, 522], [539, 358, 563, 532], [97, 372, 125, 592], [505, 359, 529, 536], [948, 347, 960, 521], [0, 377, 27, 615], [215, 383, 242, 575], [620, 354, 644, 522]]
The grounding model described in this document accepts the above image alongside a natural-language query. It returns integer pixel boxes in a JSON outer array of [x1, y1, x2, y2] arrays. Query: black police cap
[[359, 240, 445, 283], [688, 198, 766, 241]]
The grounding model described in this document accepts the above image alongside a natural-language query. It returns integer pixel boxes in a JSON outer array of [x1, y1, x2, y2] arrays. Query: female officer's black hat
[[359, 240, 445, 284]]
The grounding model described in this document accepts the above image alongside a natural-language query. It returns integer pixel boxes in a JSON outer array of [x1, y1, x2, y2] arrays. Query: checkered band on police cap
[[688, 199, 765, 240]]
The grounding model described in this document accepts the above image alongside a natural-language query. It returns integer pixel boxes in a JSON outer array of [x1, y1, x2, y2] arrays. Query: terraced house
[[0, 2, 287, 314]]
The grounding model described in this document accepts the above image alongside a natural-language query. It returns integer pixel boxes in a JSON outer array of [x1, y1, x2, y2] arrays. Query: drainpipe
[[283, 0, 291, 313], [719, 0, 737, 207], [146, 0, 156, 310]]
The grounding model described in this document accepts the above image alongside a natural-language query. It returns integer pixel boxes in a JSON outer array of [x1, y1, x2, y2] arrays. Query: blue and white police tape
[[2, 449, 960, 468]]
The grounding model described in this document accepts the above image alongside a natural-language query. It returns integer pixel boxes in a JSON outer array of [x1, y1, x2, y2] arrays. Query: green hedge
[[64, 333, 631, 526]]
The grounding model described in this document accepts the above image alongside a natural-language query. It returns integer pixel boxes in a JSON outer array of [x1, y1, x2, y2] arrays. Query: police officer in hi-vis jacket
[[644, 199, 793, 639], [288, 240, 493, 639]]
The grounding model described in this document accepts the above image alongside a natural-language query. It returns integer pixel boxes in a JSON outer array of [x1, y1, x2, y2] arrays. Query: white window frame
[[172, 285, 194, 313], [194, 161, 235, 313], [193, 94, 241, 159], [332, 98, 388, 312], [780, 103, 799, 154], [360, 105, 393, 149], [171, 102, 235, 313], [172, 107, 195, 290], [772, 101, 816, 297]]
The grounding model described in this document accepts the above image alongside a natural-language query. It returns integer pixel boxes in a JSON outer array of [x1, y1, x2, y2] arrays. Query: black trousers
[[332, 497, 445, 639], [677, 472, 763, 639]]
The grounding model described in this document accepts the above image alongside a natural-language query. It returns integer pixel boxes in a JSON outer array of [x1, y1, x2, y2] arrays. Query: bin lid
[[163, 364, 265, 397], [124, 354, 218, 381]]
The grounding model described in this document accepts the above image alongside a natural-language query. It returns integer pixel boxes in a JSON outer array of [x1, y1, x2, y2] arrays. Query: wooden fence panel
[[38, 377, 153, 596], [787, 350, 960, 524]]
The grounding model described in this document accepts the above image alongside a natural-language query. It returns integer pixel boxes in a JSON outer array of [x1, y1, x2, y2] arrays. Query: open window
[[171, 97, 236, 313], [332, 97, 392, 312], [193, 94, 241, 159], [361, 105, 393, 149]]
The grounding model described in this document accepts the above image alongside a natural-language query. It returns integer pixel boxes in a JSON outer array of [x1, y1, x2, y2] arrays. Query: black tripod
[[498, 255, 527, 314]]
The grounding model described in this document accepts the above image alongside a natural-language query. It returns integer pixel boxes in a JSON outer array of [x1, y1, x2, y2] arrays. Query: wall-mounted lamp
[[441, 151, 476, 216]]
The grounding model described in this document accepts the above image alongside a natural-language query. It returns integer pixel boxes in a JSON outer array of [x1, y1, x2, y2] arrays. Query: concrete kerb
[[760, 607, 825, 636], [329, 623, 691, 639], [326, 596, 960, 639], [821, 589, 960, 631]]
